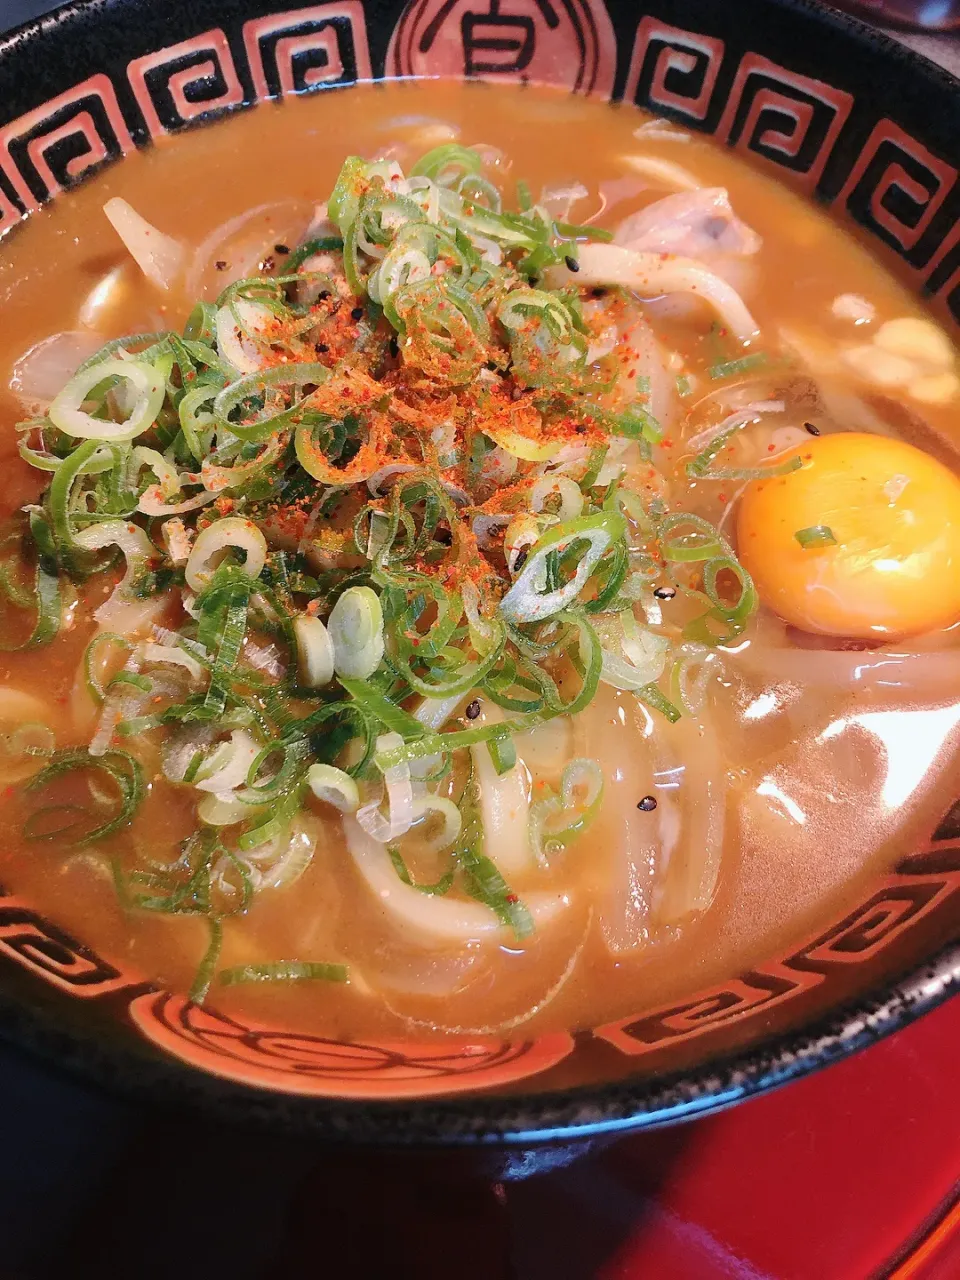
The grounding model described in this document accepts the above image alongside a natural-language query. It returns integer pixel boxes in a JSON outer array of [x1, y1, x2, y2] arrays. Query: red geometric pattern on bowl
[[128, 992, 576, 1098]]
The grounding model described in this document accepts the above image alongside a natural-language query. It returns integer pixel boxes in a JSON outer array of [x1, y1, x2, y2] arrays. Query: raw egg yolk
[[736, 432, 960, 640]]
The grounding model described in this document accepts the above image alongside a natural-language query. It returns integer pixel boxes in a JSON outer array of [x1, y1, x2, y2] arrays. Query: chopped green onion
[[189, 918, 223, 1004], [708, 352, 768, 381], [795, 524, 837, 548], [24, 748, 143, 844], [49, 358, 166, 441], [218, 961, 348, 986], [453, 771, 533, 938], [487, 734, 517, 775], [388, 847, 454, 896]]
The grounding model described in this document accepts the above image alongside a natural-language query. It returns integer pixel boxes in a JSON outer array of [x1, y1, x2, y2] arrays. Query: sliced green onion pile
[[6, 139, 764, 1002]]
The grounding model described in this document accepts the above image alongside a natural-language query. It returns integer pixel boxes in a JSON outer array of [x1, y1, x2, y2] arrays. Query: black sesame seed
[[274, 243, 289, 255], [514, 548, 528, 572], [351, 307, 365, 321], [564, 255, 580, 273], [465, 699, 482, 720], [215, 260, 227, 271], [318, 290, 331, 302], [315, 342, 329, 354], [653, 586, 677, 600], [804, 421, 821, 436], [637, 795, 658, 812]]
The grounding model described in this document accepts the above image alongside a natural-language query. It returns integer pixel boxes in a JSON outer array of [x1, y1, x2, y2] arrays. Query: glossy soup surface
[[0, 81, 958, 1041]]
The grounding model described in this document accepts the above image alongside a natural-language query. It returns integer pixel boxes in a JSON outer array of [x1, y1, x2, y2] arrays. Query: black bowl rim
[[0, 0, 957, 1142]]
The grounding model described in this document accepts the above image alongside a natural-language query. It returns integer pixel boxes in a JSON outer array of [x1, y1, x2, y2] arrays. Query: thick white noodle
[[651, 713, 726, 922], [470, 737, 533, 877], [566, 244, 759, 341], [344, 818, 569, 945]]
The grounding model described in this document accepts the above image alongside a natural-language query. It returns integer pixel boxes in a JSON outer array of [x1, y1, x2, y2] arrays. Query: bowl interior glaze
[[0, 0, 958, 1143]]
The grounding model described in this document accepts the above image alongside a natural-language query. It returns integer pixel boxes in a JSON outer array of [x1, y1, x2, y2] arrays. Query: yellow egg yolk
[[736, 432, 960, 640]]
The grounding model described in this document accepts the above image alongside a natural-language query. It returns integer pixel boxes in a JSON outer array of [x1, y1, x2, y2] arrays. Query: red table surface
[[265, 992, 960, 1280], [497, 994, 960, 1280], [33, 991, 958, 1279]]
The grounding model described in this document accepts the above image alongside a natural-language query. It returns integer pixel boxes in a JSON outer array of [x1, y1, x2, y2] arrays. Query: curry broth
[[0, 80, 957, 1040]]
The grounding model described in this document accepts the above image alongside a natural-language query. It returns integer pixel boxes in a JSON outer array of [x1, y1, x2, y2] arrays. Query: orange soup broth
[[0, 80, 957, 1041]]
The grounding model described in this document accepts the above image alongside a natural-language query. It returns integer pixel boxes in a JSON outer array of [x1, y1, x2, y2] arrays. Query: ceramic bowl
[[0, 0, 958, 1146]]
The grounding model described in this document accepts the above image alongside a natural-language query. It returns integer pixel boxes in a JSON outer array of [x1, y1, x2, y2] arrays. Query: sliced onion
[[186, 199, 313, 298], [73, 519, 155, 623], [411, 694, 465, 777], [598, 613, 670, 692], [193, 729, 261, 793], [10, 331, 105, 412], [96, 592, 172, 636], [479, 446, 518, 486], [359, 732, 414, 842], [539, 181, 589, 219], [617, 314, 678, 433], [139, 641, 205, 683], [243, 639, 285, 678], [162, 724, 216, 783], [184, 516, 267, 592], [366, 462, 418, 496], [734, 643, 960, 692], [103, 197, 185, 291], [244, 817, 318, 891], [89, 652, 143, 757], [137, 484, 218, 517], [413, 692, 467, 731], [615, 188, 761, 259], [160, 517, 192, 566], [516, 717, 572, 773]]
